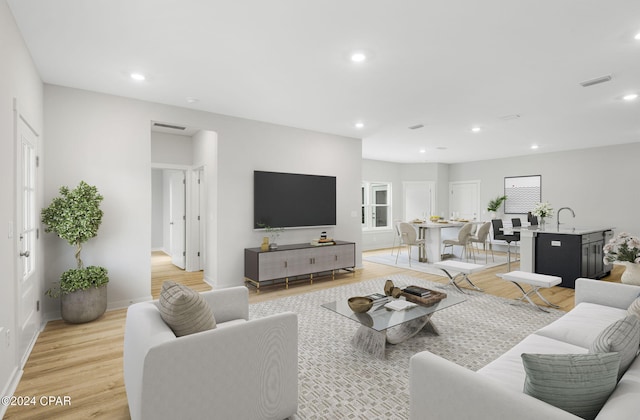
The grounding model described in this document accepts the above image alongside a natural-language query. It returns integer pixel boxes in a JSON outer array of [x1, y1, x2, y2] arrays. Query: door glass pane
[[375, 206, 388, 227]]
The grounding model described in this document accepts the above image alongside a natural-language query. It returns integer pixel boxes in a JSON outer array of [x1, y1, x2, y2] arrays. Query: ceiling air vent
[[408, 124, 424, 130], [153, 122, 186, 131], [579, 75, 612, 87]]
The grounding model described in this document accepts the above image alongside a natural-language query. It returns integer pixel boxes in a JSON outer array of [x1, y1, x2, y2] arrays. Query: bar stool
[[491, 219, 519, 271]]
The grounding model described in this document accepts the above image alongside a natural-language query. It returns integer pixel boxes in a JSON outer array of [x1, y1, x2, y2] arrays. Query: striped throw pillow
[[521, 352, 619, 420], [628, 296, 640, 319], [159, 281, 216, 337], [590, 315, 640, 378]]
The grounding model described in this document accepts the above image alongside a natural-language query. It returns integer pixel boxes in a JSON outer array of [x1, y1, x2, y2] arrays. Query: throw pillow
[[628, 296, 640, 319], [521, 352, 620, 420], [589, 314, 640, 378], [158, 280, 216, 337]]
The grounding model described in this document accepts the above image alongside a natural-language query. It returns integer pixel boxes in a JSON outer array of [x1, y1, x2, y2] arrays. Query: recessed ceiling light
[[419, 148, 426, 154], [186, 97, 199, 103], [635, 32, 640, 40], [350, 52, 367, 62], [623, 93, 638, 101], [355, 122, 364, 129], [531, 144, 539, 150], [130, 73, 146, 81], [471, 127, 481, 133]]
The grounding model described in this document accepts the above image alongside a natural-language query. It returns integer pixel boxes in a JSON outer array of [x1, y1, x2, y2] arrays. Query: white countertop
[[513, 225, 614, 235], [413, 221, 476, 228]]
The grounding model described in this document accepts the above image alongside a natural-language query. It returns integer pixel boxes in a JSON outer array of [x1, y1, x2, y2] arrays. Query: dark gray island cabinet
[[244, 240, 356, 292], [528, 228, 614, 288]]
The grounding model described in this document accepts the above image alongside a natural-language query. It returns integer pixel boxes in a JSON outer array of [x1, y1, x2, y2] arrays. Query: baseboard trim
[[0, 366, 22, 418]]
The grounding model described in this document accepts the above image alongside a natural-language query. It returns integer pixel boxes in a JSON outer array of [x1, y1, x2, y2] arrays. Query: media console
[[244, 240, 356, 292]]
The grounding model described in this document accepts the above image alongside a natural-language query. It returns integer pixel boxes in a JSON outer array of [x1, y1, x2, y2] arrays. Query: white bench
[[433, 260, 485, 293], [502, 270, 561, 312]]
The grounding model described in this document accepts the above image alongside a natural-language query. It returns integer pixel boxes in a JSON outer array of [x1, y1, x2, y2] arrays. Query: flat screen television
[[254, 170, 336, 228]]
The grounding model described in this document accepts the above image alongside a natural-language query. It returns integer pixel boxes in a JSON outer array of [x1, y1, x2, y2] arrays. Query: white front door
[[449, 181, 480, 220], [169, 170, 186, 269], [16, 109, 41, 364]]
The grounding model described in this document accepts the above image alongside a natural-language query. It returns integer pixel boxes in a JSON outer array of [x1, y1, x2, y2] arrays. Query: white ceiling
[[7, 0, 640, 163]]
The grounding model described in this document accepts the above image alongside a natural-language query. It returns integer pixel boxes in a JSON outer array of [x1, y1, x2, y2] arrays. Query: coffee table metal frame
[[321, 294, 465, 358]]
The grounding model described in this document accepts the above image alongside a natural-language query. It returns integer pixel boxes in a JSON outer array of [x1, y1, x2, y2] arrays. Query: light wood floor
[[5, 249, 624, 419]]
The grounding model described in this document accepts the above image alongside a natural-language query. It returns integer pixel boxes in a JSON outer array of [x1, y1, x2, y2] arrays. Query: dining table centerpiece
[[603, 232, 640, 285], [532, 202, 553, 228]]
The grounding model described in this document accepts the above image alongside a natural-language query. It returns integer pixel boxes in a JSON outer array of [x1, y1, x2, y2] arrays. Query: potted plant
[[603, 232, 640, 285], [257, 223, 285, 250], [487, 195, 507, 219], [41, 181, 109, 323], [532, 201, 553, 227]]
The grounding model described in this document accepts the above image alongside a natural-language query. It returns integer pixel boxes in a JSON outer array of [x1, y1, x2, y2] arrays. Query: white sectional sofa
[[410, 278, 640, 420]]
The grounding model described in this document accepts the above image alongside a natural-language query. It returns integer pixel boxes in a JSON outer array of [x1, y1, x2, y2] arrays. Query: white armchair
[[123, 286, 298, 420]]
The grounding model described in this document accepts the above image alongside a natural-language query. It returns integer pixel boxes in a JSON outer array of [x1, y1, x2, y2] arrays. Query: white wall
[[0, 0, 43, 409], [150, 169, 164, 250], [448, 143, 640, 237], [42, 85, 363, 310], [192, 130, 218, 284], [150, 131, 193, 166]]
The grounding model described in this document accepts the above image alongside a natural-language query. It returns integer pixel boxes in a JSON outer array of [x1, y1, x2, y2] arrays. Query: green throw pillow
[[158, 280, 216, 337], [521, 352, 619, 420], [589, 315, 640, 378]]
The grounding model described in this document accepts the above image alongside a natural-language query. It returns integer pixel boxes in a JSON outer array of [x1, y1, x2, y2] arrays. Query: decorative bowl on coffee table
[[348, 296, 374, 313]]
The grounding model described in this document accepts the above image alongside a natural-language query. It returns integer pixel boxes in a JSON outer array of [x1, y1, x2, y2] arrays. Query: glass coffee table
[[321, 294, 465, 358]]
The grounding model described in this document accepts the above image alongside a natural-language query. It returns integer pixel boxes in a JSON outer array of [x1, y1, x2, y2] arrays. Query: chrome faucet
[[557, 207, 575, 228]]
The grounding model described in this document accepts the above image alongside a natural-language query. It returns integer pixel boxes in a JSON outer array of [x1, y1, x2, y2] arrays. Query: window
[[361, 182, 392, 229]]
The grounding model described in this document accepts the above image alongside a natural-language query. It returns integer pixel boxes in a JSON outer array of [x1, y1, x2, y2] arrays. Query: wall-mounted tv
[[254, 170, 336, 228]]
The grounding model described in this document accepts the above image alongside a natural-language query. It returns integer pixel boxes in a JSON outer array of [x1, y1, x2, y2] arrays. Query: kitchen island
[[515, 225, 614, 288]]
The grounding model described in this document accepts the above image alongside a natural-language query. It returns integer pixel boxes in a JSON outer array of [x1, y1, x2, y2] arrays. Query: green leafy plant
[[41, 181, 109, 297], [487, 195, 507, 212], [257, 222, 285, 243]]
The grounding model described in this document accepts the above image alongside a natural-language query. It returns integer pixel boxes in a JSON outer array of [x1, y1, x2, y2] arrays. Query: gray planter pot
[[60, 284, 108, 323]]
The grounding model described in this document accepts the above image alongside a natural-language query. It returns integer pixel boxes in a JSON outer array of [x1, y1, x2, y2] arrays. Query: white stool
[[434, 260, 485, 293], [502, 271, 561, 312]]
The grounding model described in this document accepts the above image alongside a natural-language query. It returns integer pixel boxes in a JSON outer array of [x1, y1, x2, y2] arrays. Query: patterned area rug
[[249, 274, 565, 419]]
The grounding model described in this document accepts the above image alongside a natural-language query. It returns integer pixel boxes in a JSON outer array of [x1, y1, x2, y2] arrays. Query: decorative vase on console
[[603, 232, 640, 285]]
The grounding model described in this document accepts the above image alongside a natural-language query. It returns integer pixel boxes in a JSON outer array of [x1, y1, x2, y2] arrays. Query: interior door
[[449, 181, 480, 220], [16, 111, 40, 364], [169, 170, 186, 269]]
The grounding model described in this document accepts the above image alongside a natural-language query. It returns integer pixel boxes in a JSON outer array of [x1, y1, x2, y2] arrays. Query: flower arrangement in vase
[[603, 232, 640, 285], [532, 202, 553, 227]]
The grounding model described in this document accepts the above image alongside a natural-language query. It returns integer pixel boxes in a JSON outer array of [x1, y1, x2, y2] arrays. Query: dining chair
[[390, 219, 403, 256], [527, 212, 538, 226], [469, 221, 493, 262], [396, 222, 426, 267], [442, 222, 475, 262]]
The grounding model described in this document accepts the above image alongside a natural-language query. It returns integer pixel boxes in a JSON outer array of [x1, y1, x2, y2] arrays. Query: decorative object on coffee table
[[401, 286, 447, 307], [348, 296, 374, 313], [384, 279, 395, 296], [391, 287, 403, 298]]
